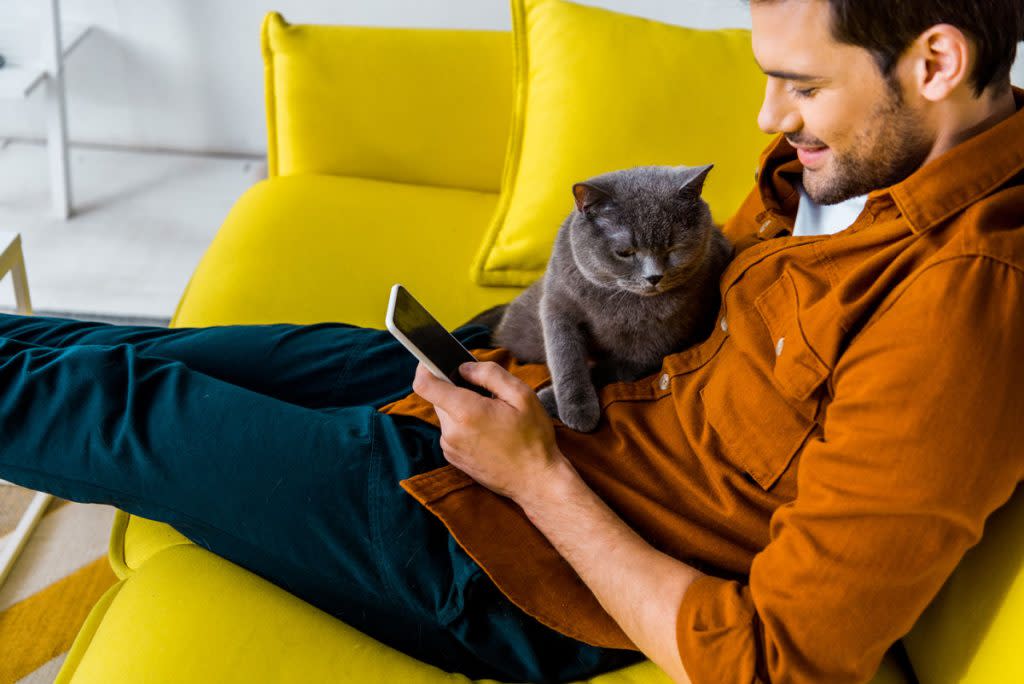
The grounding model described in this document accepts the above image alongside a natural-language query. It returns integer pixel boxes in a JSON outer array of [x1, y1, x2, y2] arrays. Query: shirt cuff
[[677, 574, 762, 684]]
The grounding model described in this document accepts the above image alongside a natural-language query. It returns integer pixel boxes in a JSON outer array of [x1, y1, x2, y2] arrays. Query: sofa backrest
[[260, 12, 514, 194], [903, 483, 1024, 683]]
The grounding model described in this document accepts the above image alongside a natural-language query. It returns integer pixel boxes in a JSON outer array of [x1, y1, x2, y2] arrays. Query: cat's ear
[[572, 182, 614, 213], [677, 164, 714, 198]]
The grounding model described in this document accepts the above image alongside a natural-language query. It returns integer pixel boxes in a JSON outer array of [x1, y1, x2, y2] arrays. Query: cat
[[484, 164, 732, 433]]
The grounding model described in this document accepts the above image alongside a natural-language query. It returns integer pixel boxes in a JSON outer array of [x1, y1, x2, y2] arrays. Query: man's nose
[[757, 80, 801, 135]]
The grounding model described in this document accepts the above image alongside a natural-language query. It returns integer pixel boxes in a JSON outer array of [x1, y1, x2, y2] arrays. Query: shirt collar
[[756, 87, 1024, 234]]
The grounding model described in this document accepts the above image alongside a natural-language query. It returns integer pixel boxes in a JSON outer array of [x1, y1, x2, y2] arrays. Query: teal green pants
[[0, 313, 643, 683]]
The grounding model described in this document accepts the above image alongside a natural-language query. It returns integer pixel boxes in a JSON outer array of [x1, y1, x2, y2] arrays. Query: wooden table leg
[[0, 231, 48, 591], [10, 234, 32, 314]]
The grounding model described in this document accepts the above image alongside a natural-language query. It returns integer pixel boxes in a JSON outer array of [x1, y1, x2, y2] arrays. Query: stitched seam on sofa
[[107, 509, 132, 578]]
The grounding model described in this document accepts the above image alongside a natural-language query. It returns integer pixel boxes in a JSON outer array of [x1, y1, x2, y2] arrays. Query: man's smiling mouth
[[789, 140, 830, 168]]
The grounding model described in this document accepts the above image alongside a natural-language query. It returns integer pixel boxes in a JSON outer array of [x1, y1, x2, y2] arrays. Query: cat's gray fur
[[491, 164, 732, 432]]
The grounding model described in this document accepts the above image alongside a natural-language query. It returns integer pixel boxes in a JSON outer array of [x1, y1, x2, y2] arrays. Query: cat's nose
[[645, 275, 663, 286]]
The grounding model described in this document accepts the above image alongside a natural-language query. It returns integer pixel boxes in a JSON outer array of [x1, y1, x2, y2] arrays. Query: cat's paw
[[557, 393, 601, 433], [536, 385, 560, 420]]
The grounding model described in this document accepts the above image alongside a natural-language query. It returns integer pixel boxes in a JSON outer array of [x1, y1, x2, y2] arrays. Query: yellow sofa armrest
[[903, 485, 1024, 683], [261, 12, 514, 193], [69, 543, 913, 684]]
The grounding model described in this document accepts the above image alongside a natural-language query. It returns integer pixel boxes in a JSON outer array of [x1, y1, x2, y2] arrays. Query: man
[[0, 1, 1020, 683], [409, 0, 1024, 682]]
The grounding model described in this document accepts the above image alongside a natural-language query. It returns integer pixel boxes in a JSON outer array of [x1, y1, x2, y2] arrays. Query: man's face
[[751, 0, 934, 204]]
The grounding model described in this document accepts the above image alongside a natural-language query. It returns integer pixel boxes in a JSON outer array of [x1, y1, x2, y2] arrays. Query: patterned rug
[[0, 487, 117, 683]]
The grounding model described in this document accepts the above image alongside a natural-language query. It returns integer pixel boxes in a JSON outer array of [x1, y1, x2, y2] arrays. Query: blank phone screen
[[392, 286, 477, 386]]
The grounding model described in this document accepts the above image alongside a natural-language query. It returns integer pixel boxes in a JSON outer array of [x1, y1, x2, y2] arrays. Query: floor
[[0, 139, 264, 323], [0, 491, 117, 684]]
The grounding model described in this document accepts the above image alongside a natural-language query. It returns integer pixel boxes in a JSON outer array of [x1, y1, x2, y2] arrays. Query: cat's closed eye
[[667, 246, 691, 264], [614, 248, 636, 259]]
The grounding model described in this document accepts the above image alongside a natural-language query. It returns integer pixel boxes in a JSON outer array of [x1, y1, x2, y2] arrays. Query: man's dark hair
[[752, 0, 1024, 96]]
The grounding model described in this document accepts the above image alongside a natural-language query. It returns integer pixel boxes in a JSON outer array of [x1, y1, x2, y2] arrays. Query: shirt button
[[719, 316, 728, 332], [775, 337, 785, 356], [659, 373, 670, 390], [759, 219, 772, 234]]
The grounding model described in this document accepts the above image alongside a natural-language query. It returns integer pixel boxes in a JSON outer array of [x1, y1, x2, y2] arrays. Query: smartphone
[[385, 284, 489, 396]]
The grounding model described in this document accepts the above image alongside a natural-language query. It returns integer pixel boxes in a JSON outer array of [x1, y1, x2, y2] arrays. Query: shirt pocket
[[698, 271, 830, 490], [699, 365, 814, 490], [754, 270, 831, 421]]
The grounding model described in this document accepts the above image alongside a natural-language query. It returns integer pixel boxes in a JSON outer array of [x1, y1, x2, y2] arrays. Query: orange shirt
[[381, 89, 1024, 683]]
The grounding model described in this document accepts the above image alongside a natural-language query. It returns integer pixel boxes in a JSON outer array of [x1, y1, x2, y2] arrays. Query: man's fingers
[[413, 363, 478, 423], [459, 361, 532, 406], [434, 403, 457, 427], [412, 363, 454, 404]]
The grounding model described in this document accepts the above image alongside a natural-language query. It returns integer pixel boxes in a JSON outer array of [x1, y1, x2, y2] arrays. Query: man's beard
[[800, 84, 933, 205]]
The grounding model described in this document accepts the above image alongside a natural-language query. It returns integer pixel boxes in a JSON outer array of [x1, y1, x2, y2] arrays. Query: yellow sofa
[[56, 6, 1023, 684]]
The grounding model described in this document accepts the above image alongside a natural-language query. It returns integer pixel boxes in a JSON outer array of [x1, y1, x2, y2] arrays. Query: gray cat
[[489, 164, 732, 432]]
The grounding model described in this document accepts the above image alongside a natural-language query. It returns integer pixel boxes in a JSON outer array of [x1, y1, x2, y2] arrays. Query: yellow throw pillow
[[471, 0, 772, 287]]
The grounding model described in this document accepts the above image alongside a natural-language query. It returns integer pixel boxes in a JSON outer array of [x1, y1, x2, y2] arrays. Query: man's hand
[[411, 361, 566, 501], [414, 360, 698, 683]]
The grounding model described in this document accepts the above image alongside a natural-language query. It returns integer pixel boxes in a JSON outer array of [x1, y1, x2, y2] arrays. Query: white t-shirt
[[792, 182, 868, 237]]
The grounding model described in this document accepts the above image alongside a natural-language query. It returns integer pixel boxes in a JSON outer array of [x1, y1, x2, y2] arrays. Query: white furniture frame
[[0, 231, 51, 591], [0, 0, 91, 219]]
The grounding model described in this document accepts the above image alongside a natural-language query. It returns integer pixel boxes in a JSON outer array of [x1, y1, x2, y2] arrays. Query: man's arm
[[674, 257, 1024, 683], [415, 257, 1024, 683], [515, 454, 702, 684], [412, 362, 699, 682]]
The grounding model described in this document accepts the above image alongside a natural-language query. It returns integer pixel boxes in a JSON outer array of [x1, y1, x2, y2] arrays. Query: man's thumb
[[460, 361, 526, 400]]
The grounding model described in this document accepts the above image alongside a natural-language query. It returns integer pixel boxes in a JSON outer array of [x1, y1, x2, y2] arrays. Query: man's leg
[[0, 312, 493, 409], [373, 415, 646, 683], [0, 332, 638, 681]]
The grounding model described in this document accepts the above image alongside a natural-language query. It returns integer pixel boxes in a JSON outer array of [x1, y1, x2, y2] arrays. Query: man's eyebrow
[[762, 68, 824, 82], [753, 61, 824, 82]]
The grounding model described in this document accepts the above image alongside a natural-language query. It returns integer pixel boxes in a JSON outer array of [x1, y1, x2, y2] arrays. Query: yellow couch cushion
[[903, 485, 1024, 684], [261, 12, 514, 193], [470, 0, 772, 286], [69, 543, 912, 684], [171, 175, 521, 330]]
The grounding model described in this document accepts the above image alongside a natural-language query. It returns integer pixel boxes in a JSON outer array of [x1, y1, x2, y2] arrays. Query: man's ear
[[909, 23, 971, 102]]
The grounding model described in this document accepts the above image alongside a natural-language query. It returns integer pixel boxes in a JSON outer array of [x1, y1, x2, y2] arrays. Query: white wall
[[1, 0, 1021, 157]]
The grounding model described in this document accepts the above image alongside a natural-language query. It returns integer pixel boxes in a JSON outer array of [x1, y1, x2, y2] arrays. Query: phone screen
[[390, 285, 483, 392]]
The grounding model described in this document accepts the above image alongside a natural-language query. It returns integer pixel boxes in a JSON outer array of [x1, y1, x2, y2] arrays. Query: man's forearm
[[516, 454, 702, 684]]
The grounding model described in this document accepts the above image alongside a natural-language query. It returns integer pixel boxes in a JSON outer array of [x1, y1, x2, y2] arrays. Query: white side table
[[0, 231, 53, 590]]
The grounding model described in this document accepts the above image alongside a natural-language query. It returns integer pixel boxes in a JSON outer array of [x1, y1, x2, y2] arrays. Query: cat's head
[[567, 164, 716, 296]]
